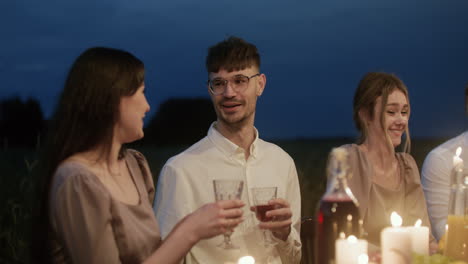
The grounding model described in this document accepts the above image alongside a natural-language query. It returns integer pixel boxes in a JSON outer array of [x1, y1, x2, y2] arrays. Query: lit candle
[[237, 256, 255, 264], [440, 224, 448, 253], [451, 147, 465, 217], [346, 214, 353, 235], [405, 219, 429, 255], [358, 254, 369, 264], [381, 212, 412, 264], [444, 223, 448, 243], [453, 147, 463, 170], [335, 234, 368, 264]]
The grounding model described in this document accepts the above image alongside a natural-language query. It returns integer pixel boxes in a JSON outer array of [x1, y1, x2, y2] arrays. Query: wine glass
[[251, 186, 278, 248], [213, 179, 244, 249]]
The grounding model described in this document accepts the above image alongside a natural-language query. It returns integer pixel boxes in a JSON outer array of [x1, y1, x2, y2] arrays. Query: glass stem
[[224, 234, 231, 245], [263, 230, 269, 247]]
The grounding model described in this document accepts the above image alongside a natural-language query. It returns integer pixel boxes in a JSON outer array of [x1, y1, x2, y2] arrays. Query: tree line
[[0, 96, 216, 150]]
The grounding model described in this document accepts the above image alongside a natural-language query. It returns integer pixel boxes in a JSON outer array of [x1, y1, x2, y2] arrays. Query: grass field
[[0, 137, 448, 263]]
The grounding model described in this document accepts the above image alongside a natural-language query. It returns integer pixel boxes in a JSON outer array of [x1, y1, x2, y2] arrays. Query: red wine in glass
[[315, 197, 360, 264], [251, 187, 277, 248], [255, 204, 275, 221]]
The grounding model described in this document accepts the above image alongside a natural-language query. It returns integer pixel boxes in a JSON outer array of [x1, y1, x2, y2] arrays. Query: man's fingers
[[268, 198, 290, 208], [258, 219, 292, 230], [266, 208, 292, 219]]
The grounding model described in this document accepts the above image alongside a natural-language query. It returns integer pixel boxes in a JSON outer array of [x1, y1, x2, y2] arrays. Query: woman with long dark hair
[[32, 47, 244, 263]]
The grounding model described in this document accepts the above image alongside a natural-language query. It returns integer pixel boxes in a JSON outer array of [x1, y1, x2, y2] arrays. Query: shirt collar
[[208, 122, 260, 159]]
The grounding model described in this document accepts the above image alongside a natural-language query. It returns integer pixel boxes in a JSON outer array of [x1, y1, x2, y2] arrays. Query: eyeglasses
[[208, 73, 261, 95]]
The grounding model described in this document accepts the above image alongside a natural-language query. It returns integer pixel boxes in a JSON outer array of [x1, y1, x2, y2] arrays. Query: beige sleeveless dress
[[49, 149, 161, 263]]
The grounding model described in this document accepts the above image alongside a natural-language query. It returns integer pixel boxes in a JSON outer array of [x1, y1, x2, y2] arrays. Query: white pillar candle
[[453, 147, 463, 169], [406, 219, 429, 255], [358, 254, 369, 264], [381, 212, 412, 264], [237, 256, 255, 264], [335, 235, 368, 264]]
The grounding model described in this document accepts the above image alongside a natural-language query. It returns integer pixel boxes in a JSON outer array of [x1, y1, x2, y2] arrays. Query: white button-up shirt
[[154, 123, 302, 264], [421, 131, 468, 240]]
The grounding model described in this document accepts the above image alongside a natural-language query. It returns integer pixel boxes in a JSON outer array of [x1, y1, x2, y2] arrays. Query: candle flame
[[347, 214, 352, 221], [456, 147, 462, 157], [358, 254, 369, 264], [445, 224, 448, 231], [238, 256, 255, 264], [414, 219, 422, 227], [339, 232, 345, 239], [347, 235, 358, 243], [391, 212, 402, 227]]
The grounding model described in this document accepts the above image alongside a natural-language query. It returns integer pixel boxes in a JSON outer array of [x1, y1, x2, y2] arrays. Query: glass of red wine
[[251, 186, 278, 248], [213, 179, 244, 249]]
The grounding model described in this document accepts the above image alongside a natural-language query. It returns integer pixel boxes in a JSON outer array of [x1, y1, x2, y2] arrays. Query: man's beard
[[217, 108, 253, 129]]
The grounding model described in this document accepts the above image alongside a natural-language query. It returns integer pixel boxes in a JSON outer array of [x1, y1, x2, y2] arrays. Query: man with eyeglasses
[[154, 36, 301, 263]]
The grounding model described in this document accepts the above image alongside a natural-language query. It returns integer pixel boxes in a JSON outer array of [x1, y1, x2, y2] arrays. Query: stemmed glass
[[213, 179, 244, 249], [251, 186, 278, 248]]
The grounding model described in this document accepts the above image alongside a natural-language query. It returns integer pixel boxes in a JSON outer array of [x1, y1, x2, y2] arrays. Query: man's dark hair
[[206, 36, 260, 73]]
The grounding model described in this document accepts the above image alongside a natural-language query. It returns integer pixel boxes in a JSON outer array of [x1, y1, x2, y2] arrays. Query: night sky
[[2, 0, 468, 139]]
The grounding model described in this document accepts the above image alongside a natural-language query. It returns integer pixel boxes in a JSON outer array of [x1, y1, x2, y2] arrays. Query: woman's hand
[[184, 199, 245, 241], [146, 200, 244, 264]]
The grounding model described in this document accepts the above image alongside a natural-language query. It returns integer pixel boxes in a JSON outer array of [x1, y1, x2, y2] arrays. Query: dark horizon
[[0, 93, 466, 142]]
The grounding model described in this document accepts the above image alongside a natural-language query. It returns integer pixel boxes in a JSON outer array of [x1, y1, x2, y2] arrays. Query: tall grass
[[0, 138, 447, 263], [0, 149, 38, 263]]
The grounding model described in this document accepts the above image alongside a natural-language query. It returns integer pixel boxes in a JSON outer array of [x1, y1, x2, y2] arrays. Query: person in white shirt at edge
[[421, 83, 468, 241], [153, 36, 302, 264]]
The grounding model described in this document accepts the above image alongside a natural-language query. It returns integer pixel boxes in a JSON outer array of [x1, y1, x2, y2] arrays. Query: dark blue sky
[[1, 0, 468, 139]]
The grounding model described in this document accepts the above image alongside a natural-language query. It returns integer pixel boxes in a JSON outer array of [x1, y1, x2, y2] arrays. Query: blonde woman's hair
[[353, 72, 411, 153]]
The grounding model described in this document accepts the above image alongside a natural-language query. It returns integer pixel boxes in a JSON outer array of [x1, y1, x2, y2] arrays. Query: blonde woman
[[332, 72, 436, 253]]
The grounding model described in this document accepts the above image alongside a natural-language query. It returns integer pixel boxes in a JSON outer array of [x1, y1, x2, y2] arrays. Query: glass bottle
[[315, 148, 361, 264], [444, 163, 468, 261]]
